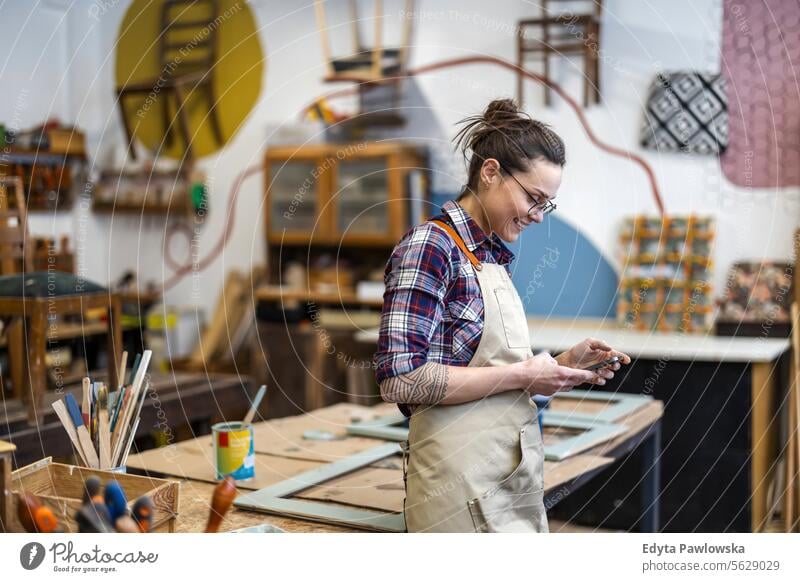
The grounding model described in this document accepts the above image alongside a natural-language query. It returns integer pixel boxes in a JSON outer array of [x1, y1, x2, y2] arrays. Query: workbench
[[529, 318, 789, 532], [126, 400, 663, 533], [356, 318, 789, 531]]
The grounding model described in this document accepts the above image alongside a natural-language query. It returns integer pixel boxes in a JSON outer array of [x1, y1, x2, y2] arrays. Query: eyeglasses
[[500, 164, 557, 216]]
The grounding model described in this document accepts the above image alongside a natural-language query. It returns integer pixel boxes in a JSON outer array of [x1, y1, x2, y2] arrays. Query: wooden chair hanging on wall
[[517, 0, 604, 108], [314, 0, 415, 129], [116, 0, 224, 159]]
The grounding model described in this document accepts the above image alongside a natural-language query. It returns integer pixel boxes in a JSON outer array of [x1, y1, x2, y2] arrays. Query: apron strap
[[430, 219, 483, 271]]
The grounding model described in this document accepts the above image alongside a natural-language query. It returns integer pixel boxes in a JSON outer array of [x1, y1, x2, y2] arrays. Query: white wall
[[2, 0, 797, 315]]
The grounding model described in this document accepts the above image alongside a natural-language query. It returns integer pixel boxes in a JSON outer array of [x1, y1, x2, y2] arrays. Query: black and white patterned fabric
[[640, 72, 728, 155]]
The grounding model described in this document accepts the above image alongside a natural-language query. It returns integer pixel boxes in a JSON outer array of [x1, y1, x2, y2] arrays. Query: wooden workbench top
[[356, 317, 789, 363], [127, 399, 663, 533]]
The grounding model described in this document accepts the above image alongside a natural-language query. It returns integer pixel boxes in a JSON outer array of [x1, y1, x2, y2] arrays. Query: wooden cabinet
[[264, 143, 425, 247]]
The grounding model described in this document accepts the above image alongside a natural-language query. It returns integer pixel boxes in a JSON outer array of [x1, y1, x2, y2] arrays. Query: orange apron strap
[[430, 219, 482, 271]]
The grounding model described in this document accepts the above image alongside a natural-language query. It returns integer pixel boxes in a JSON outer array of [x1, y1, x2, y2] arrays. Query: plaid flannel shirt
[[374, 200, 515, 414]]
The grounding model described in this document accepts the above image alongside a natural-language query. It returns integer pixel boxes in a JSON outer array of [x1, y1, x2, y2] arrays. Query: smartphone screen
[[583, 356, 620, 372]]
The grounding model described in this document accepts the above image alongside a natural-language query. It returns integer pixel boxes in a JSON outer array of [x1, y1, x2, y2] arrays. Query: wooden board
[[250, 402, 398, 462], [125, 439, 320, 491]]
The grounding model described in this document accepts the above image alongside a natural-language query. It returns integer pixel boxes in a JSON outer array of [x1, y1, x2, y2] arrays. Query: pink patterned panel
[[721, 0, 800, 188]]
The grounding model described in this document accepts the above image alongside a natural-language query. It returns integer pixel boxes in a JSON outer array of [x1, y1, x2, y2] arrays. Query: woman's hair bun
[[453, 97, 566, 194], [482, 98, 523, 126]]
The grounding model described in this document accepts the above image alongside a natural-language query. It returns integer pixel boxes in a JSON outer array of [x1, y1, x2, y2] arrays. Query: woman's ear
[[480, 158, 502, 187]]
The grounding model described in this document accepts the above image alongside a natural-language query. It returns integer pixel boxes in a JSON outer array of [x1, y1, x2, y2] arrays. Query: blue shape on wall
[[508, 215, 619, 318], [429, 192, 618, 318]]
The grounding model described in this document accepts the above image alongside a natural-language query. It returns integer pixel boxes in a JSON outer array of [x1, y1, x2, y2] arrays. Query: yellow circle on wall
[[114, 0, 264, 159]]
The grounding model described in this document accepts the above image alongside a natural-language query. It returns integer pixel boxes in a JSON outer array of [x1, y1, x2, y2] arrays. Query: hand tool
[[131, 496, 154, 533], [205, 476, 237, 533], [17, 492, 60, 533], [97, 385, 111, 470], [82, 476, 103, 505], [104, 481, 128, 524]]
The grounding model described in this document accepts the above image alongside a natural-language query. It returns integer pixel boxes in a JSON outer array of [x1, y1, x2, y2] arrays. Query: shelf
[[92, 201, 193, 215], [0, 147, 87, 165], [256, 285, 383, 308]]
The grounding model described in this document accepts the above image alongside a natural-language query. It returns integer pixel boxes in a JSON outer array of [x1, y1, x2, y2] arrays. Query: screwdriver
[[17, 492, 60, 533], [131, 496, 154, 533], [104, 481, 128, 524]]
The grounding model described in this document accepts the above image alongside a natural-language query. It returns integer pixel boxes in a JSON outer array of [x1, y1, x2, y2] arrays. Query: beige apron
[[404, 220, 548, 533]]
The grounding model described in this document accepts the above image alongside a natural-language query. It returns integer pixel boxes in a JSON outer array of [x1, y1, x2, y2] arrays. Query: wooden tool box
[[0, 440, 15, 532], [8, 457, 180, 533]]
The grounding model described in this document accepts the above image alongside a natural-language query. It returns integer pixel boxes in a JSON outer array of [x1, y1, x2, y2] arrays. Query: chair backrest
[[0, 176, 32, 275], [158, 0, 219, 78], [314, 0, 415, 79], [542, 0, 604, 18]]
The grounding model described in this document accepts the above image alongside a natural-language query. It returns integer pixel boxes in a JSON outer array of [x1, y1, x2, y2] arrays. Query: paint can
[[212, 421, 255, 481]]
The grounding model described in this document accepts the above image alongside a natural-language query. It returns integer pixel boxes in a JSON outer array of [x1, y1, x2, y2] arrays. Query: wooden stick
[[120, 380, 150, 467], [52, 400, 88, 467], [120, 417, 140, 468], [118, 351, 128, 390], [65, 393, 99, 469]]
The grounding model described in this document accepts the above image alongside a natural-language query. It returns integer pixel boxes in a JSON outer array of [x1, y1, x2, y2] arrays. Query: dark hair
[[453, 98, 566, 195]]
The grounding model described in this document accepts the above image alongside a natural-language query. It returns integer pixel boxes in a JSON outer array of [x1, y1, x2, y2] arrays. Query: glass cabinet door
[[268, 161, 320, 233], [335, 158, 389, 236]]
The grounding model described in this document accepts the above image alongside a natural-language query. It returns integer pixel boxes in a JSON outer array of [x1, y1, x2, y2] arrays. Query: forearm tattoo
[[380, 362, 450, 405]]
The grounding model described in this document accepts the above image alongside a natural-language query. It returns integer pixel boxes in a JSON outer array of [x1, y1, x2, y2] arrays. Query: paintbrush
[[128, 353, 141, 386], [243, 385, 267, 425], [81, 378, 91, 429], [119, 378, 150, 467], [97, 384, 111, 470]]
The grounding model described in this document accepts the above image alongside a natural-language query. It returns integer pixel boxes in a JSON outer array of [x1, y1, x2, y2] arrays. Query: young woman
[[374, 98, 630, 533]]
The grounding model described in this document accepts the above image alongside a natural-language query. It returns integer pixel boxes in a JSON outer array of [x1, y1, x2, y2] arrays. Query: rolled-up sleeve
[[374, 224, 452, 384]]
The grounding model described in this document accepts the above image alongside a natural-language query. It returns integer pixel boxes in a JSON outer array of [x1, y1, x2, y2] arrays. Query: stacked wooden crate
[[617, 215, 715, 333]]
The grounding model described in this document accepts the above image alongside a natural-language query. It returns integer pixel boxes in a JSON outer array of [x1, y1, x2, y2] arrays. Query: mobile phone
[[583, 356, 621, 372]]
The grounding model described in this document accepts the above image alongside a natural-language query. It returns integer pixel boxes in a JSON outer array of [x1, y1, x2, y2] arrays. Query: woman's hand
[[513, 352, 602, 396], [557, 337, 630, 372]]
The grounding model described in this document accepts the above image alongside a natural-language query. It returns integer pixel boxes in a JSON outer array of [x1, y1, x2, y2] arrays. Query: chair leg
[[27, 307, 47, 424], [117, 92, 138, 161], [583, 48, 591, 108], [592, 25, 601, 104], [174, 84, 194, 159], [206, 83, 224, 145], [8, 318, 26, 403], [162, 90, 174, 148]]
